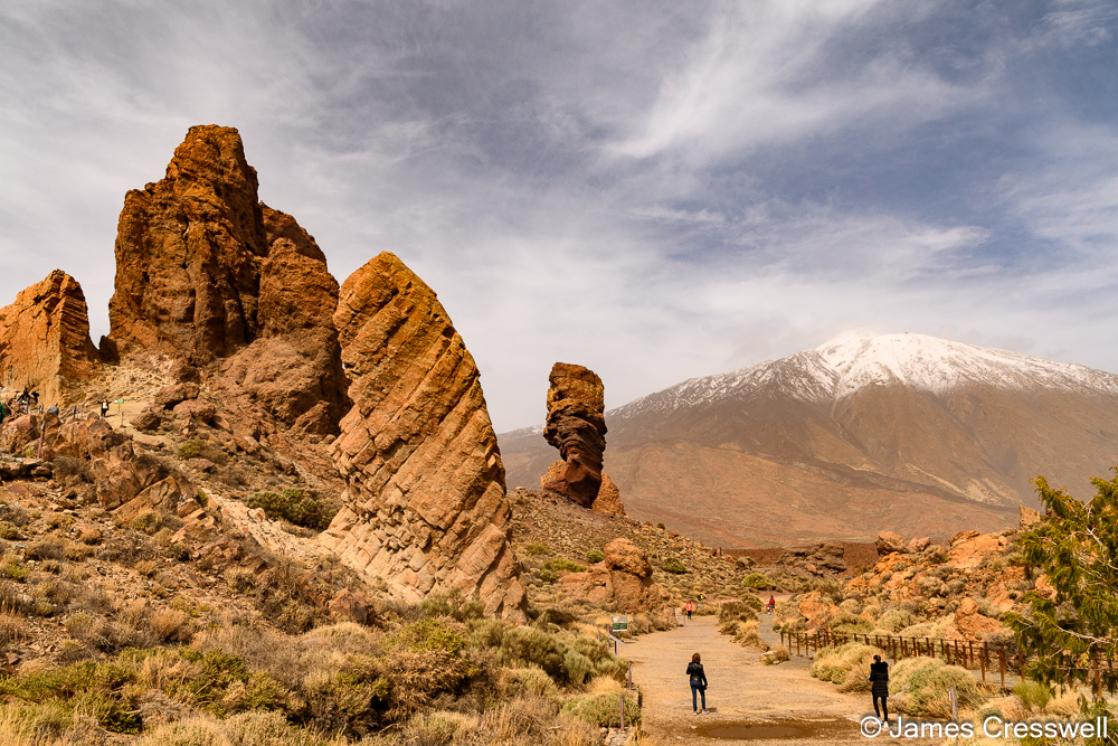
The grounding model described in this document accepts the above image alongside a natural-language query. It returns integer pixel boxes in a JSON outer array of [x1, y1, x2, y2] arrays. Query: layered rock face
[[321, 252, 525, 617], [0, 270, 100, 405], [105, 125, 346, 433], [540, 363, 623, 515]]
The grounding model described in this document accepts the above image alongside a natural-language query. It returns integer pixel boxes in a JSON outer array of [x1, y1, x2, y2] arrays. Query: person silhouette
[[687, 652, 708, 714], [868, 654, 889, 722]]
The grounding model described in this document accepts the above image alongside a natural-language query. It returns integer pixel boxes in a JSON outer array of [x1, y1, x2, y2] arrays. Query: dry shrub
[[0, 612, 28, 644], [889, 657, 983, 717], [150, 607, 192, 643], [810, 642, 885, 691]]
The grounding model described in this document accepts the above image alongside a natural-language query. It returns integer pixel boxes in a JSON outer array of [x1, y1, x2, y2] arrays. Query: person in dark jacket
[[687, 652, 708, 714], [868, 655, 889, 722]]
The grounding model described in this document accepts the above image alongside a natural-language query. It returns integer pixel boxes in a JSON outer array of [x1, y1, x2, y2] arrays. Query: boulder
[[560, 537, 668, 615], [0, 270, 100, 405], [875, 530, 906, 556], [947, 531, 1008, 570], [540, 362, 623, 513], [953, 597, 1009, 641], [320, 252, 525, 618], [594, 473, 625, 517]]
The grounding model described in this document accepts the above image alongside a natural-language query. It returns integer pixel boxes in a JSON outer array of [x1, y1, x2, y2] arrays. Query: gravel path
[[622, 614, 911, 745]]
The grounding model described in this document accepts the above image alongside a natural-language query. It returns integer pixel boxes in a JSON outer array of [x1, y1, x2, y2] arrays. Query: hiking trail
[[622, 611, 912, 745]]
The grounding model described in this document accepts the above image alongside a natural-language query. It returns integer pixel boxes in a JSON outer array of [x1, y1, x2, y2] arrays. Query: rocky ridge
[[0, 270, 100, 406]]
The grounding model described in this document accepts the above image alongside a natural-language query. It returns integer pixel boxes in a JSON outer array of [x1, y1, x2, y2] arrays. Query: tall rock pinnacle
[[322, 252, 526, 618], [0, 270, 100, 405], [104, 125, 347, 433], [540, 362, 624, 515]]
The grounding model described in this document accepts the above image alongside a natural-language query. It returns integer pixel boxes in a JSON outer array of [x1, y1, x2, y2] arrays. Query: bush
[[586, 550, 604, 563], [761, 646, 790, 665], [661, 558, 687, 575], [719, 600, 759, 630], [1012, 679, 1052, 713], [244, 488, 331, 531], [561, 691, 640, 727], [889, 657, 983, 717], [545, 558, 585, 574], [876, 607, 915, 633], [810, 643, 885, 692], [176, 440, 205, 459]]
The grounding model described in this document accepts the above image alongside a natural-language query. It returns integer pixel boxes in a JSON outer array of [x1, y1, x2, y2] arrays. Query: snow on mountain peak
[[610, 332, 1118, 419], [812, 332, 1115, 397]]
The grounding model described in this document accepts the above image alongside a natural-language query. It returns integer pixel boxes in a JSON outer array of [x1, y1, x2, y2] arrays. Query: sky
[[2, 0, 1117, 431]]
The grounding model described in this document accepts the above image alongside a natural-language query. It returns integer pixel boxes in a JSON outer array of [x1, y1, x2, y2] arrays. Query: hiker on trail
[[683, 599, 695, 622], [868, 654, 889, 722], [100, 400, 109, 418], [687, 653, 709, 714], [46, 404, 60, 419], [766, 595, 776, 614]]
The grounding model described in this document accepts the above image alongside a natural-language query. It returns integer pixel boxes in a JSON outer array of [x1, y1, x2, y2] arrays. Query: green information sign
[[611, 615, 628, 633]]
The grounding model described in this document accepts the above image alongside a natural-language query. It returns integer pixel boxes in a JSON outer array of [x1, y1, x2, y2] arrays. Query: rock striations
[[0, 270, 100, 404], [105, 125, 347, 434], [321, 252, 525, 618], [540, 363, 623, 515]]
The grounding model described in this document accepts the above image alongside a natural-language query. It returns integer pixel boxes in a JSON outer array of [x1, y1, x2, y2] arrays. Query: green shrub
[[890, 657, 983, 717], [524, 543, 552, 556], [586, 550, 605, 563], [661, 558, 687, 575], [244, 488, 331, 530], [0, 555, 29, 582], [546, 558, 585, 574], [1013, 679, 1052, 713], [176, 440, 205, 459], [561, 691, 640, 727]]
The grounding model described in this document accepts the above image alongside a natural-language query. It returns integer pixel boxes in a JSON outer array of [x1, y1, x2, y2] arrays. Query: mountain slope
[[500, 333, 1118, 546]]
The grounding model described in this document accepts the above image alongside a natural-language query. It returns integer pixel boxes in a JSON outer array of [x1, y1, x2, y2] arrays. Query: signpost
[[611, 615, 629, 633]]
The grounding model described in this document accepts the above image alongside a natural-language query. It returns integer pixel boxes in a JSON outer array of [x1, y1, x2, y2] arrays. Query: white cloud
[[0, 1, 1116, 431]]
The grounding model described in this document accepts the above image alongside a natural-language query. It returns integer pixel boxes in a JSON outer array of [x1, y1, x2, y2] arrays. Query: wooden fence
[[780, 629, 1022, 690]]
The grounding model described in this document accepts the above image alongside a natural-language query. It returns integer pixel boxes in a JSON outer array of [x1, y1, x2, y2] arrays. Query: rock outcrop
[[104, 125, 347, 434], [540, 363, 623, 515], [0, 415, 198, 514], [0, 270, 100, 405], [321, 252, 525, 618], [559, 537, 669, 615]]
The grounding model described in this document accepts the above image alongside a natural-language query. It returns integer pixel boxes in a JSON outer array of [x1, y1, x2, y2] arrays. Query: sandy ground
[[622, 613, 916, 745]]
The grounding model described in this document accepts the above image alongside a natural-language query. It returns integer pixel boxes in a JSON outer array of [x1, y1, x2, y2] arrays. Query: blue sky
[[2, 0, 1117, 430]]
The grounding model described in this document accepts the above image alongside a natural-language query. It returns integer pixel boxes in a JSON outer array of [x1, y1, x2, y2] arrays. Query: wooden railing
[[780, 629, 1021, 689]]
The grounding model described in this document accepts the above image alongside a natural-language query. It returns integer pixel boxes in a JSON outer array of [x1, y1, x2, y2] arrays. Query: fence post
[[979, 644, 986, 684], [998, 648, 1006, 690]]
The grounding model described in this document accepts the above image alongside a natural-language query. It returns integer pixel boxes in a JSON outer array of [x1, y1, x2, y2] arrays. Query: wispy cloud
[[1, 1, 1116, 429]]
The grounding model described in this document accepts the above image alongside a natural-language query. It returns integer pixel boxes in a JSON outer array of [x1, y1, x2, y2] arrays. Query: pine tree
[[1008, 471, 1118, 697]]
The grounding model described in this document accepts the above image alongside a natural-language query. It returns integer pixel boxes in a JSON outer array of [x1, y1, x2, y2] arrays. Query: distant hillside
[[500, 333, 1118, 547]]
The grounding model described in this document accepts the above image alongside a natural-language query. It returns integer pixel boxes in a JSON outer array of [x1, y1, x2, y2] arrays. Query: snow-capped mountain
[[610, 332, 1118, 420], [500, 333, 1118, 547]]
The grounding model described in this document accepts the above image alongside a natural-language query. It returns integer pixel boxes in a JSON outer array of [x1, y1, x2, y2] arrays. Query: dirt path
[[622, 614, 909, 745]]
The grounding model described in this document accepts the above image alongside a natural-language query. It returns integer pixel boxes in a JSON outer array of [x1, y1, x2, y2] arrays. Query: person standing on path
[[683, 599, 695, 622], [687, 653, 708, 714], [868, 655, 889, 722]]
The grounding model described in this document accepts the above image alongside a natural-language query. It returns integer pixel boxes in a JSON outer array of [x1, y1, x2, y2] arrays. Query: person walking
[[687, 653, 708, 714], [100, 400, 109, 418], [868, 654, 889, 722], [766, 594, 776, 614], [683, 599, 695, 622]]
